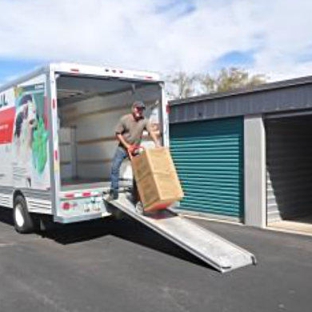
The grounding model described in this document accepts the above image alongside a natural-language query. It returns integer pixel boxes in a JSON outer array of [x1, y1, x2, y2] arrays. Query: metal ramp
[[105, 193, 256, 273]]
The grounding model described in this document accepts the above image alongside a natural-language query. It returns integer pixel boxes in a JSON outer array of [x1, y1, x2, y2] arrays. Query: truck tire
[[13, 195, 36, 234]]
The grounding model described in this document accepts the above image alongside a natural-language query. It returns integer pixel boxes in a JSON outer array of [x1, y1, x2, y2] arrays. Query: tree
[[199, 67, 267, 94], [166, 68, 267, 99], [166, 71, 198, 99]]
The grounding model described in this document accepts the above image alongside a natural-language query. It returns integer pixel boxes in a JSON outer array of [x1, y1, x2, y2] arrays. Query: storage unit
[[170, 75, 312, 232], [170, 117, 244, 221], [266, 115, 312, 223]]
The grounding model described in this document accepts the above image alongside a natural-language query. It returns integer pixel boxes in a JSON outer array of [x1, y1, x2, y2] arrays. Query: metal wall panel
[[266, 116, 312, 223], [170, 117, 244, 219], [170, 83, 312, 124]]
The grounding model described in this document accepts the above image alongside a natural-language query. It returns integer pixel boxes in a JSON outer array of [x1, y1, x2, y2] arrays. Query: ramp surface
[[106, 193, 256, 273]]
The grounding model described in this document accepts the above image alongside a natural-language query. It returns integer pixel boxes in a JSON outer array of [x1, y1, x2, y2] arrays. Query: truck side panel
[[0, 73, 53, 214]]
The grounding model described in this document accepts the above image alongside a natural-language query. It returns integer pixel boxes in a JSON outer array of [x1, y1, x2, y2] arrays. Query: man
[[108, 101, 160, 201]]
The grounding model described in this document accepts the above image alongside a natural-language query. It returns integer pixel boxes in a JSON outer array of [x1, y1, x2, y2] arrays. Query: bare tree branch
[[166, 68, 267, 99]]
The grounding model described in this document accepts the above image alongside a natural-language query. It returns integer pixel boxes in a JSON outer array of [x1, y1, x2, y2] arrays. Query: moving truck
[[0, 62, 168, 233], [0, 62, 256, 273]]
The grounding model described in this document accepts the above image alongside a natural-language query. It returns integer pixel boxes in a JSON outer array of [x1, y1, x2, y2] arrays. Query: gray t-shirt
[[115, 114, 151, 145]]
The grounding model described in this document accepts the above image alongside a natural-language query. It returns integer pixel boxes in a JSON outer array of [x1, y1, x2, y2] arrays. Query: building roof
[[169, 74, 312, 124]]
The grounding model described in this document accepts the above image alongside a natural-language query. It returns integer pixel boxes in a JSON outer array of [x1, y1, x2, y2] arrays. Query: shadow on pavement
[[45, 215, 213, 269], [0, 206, 214, 270], [0, 207, 14, 226]]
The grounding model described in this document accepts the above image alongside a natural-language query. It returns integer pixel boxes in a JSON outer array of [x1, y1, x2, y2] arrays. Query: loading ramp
[[104, 193, 256, 273]]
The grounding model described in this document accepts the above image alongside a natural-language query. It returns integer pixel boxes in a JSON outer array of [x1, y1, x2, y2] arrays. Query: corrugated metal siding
[[266, 117, 312, 223], [170, 83, 312, 124], [170, 117, 244, 219]]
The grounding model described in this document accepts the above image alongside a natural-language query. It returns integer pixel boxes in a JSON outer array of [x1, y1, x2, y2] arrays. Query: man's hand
[[127, 145, 136, 154], [155, 142, 161, 148], [117, 134, 133, 152], [149, 130, 161, 148]]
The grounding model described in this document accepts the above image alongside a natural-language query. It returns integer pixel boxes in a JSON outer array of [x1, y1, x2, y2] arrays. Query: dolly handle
[[128, 145, 145, 161]]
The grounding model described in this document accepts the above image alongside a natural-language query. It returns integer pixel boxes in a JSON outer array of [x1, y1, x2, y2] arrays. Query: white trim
[[50, 62, 161, 82], [48, 70, 61, 219], [161, 84, 170, 147], [244, 115, 266, 228]]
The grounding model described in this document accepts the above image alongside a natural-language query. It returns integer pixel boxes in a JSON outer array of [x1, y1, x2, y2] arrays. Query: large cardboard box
[[131, 147, 184, 212]]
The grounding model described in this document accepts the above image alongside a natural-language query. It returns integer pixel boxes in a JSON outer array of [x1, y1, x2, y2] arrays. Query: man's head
[[132, 101, 146, 120]]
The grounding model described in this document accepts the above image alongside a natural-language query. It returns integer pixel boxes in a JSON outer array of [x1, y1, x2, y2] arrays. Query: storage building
[[169, 76, 312, 233]]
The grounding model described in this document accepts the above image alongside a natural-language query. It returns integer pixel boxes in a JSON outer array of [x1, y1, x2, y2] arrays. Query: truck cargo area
[[56, 75, 163, 193]]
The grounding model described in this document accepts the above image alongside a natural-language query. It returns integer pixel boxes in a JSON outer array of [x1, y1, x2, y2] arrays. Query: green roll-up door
[[170, 117, 244, 219]]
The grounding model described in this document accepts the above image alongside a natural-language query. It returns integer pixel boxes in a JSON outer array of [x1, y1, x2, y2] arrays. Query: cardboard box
[[131, 147, 184, 211]]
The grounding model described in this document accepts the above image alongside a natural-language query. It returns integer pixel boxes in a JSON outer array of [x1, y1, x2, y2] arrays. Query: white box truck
[[0, 62, 256, 273], [0, 62, 169, 232]]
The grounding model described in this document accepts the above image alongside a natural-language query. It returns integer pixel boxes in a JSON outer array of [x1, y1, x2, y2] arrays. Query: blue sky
[[0, 59, 42, 83], [155, 0, 196, 17], [0, 0, 311, 85], [214, 51, 255, 70]]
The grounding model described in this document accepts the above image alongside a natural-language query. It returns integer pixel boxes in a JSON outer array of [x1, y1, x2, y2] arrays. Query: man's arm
[[150, 130, 160, 147], [146, 121, 161, 147], [116, 133, 130, 150], [115, 117, 130, 149]]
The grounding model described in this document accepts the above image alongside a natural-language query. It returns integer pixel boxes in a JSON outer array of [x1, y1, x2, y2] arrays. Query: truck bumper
[[54, 211, 112, 224]]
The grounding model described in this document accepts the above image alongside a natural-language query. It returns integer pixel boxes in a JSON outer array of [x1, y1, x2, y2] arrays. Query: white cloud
[[248, 0, 312, 80], [0, 0, 311, 81]]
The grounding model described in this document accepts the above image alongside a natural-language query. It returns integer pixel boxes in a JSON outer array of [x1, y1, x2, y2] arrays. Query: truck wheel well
[[13, 190, 25, 204]]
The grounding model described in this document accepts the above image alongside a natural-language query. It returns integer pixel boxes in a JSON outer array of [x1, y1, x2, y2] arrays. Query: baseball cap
[[132, 101, 146, 109]]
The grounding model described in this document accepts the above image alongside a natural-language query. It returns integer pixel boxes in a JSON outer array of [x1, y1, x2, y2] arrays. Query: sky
[[0, 0, 311, 85]]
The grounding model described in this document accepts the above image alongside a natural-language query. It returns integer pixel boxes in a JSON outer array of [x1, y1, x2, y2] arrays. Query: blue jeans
[[110, 146, 138, 200]]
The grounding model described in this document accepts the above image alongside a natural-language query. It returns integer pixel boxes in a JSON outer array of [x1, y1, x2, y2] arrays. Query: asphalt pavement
[[0, 207, 311, 312]]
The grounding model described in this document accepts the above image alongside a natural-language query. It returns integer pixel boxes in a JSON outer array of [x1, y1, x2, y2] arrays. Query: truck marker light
[[54, 150, 58, 161], [62, 202, 71, 210], [70, 68, 80, 73], [166, 104, 170, 114], [65, 193, 75, 199]]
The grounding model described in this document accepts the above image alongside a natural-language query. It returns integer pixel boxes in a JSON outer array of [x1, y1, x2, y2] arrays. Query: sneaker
[[135, 202, 144, 215], [107, 190, 119, 201]]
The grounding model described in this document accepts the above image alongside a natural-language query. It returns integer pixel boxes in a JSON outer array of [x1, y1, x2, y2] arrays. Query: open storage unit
[[266, 114, 312, 225]]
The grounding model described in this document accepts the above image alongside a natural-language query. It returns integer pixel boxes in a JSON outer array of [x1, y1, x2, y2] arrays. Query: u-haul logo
[[0, 106, 15, 144], [0, 93, 8, 109]]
